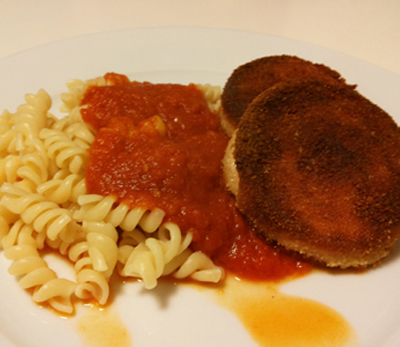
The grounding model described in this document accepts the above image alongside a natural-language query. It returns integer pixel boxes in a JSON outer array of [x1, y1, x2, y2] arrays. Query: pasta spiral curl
[[0, 137, 54, 193], [60, 77, 106, 113], [0, 155, 22, 185], [0, 205, 18, 248], [3, 232, 77, 314], [169, 251, 225, 283], [1, 219, 44, 250], [74, 194, 165, 233], [119, 222, 224, 288], [36, 168, 86, 205], [50, 109, 96, 148], [67, 221, 118, 305], [3, 89, 53, 155], [66, 105, 88, 125], [0, 110, 17, 157], [63, 122, 96, 149], [14, 89, 51, 138], [0, 129, 18, 157], [118, 222, 190, 289], [0, 110, 13, 134], [0, 183, 79, 243], [39, 128, 89, 174], [15, 151, 49, 192], [82, 221, 118, 280]]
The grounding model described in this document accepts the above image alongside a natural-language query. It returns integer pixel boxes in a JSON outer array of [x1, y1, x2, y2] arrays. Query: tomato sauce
[[81, 73, 311, 281]]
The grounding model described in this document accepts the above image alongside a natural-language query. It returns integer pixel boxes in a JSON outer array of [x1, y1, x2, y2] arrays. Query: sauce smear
[[82, 73, 311, 281], [76, 305, 131, 347], [208, 276, 358, 347]]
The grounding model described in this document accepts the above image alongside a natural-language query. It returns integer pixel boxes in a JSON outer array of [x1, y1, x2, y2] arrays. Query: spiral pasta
[[0, 110, 16, 157], [50, 107, 96, 149], [14, 89, 51, 138], [16, 150, 49, 192], [0, 183, 78, 243], [3, 231, 77, 314], [0, 76, 225, 314], [0, 205, 17, 249], [0, 154, 22, 184], [67, 221, 118, 305], [60, 76, 107, 113], [74, 194, 165, 233], [39, 128, 89, 174], [36, 170, 87, 205], [118, 222, 188, 289], [119, 222, 224, 288]]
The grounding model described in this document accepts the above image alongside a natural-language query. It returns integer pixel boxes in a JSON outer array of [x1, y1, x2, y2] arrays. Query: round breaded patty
[[220, 55, 352, 136], [232, 79, 400, 268]]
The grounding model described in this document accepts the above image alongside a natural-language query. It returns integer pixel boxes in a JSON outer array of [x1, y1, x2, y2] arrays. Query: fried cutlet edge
[[224, 79, 400, 269]]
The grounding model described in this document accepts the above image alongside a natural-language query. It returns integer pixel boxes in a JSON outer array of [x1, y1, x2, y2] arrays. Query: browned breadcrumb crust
[[234, 79, 400, 268], [220, 55, 354, 135]]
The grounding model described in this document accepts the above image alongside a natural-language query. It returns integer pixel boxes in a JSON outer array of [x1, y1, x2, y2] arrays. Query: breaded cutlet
[[220, 55, 354, 136], [225, 79, 400, 268]]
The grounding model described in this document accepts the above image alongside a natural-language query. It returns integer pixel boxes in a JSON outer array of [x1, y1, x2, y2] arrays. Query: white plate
[[1, 27, 400, 347]]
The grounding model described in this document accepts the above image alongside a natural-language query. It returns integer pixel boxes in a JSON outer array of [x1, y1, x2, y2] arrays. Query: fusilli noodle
[[67, 221, 118, 304], [4, 232, 76, 314], [119, 222, 224, 289], [39, 128, 89, 174], [0, 76, 225, 314]]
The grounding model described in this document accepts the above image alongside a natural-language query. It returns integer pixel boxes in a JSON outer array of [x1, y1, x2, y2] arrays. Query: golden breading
[[230, 79, 400, 268], [220, 55, 353, 136]]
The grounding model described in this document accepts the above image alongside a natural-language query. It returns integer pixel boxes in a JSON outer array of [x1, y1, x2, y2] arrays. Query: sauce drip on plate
[[196, 276, 358, 347], [76, 305, 131, 347]]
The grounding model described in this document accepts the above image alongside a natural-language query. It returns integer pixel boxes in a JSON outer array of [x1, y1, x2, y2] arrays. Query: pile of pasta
[[0, 76, 225, 314]]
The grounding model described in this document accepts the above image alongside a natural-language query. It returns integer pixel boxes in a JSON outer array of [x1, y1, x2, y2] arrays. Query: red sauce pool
[[81, 73, 311, 282]]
